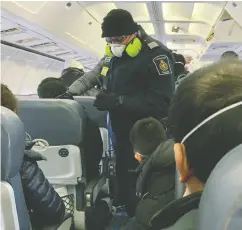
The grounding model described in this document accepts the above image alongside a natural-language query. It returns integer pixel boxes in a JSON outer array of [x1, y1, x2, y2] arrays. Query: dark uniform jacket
[[21, 138, 66, 229], [69, 28, 174, 138], [102, 35, 175, 140], [121, 139, 175, 230]]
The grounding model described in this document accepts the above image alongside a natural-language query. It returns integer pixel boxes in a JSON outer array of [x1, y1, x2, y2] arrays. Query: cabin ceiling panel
[[1, 1, 240, 69], [139, 23, 155, 35], [162, 3, 194, 21], [10, 1, 47, 14], [1, 1, 102, 58], [84, 2, 116, 23], [114, 2, 150, 22]]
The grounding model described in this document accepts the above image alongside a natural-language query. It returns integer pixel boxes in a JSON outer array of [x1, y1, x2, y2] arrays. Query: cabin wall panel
[[1, 44, 64, 95]]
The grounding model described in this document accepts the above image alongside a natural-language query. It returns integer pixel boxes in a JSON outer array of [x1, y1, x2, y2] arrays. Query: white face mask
[[110, 44, 126, 57]]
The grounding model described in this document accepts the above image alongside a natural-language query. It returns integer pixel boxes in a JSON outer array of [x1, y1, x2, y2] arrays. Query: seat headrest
[[74, 96, 107, 128], [18, 99, 87, 145], [1, 107, 25, 180], [198, 144, 242, 230]]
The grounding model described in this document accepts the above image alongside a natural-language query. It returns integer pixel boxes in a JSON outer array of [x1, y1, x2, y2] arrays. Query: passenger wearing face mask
[[66, 9, 175, 216]]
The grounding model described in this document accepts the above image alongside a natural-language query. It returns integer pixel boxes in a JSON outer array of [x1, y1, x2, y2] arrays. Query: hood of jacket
[[136, 139, 175, 198]]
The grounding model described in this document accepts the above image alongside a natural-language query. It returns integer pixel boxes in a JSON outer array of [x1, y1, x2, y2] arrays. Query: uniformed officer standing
[[65, 9, 174, 216]]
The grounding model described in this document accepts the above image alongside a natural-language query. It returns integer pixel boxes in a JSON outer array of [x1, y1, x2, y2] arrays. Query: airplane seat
[[1, 106, 31, 230], [17, 99, 86, 147], [197, 144, 242, 230], [17, 98, 108, 230], [74, 96, 114, 177], [74, 96, 107, 128], [175, 168, 185, 199], [1, 181, 20, 230]]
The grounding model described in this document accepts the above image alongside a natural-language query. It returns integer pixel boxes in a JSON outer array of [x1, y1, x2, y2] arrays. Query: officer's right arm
[[68, 58, 104, 95]]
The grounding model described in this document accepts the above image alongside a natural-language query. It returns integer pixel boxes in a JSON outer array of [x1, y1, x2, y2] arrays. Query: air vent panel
[[1, 27, 23, 36]]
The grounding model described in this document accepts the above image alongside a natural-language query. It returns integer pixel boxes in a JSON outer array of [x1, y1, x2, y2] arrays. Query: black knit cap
[[101, 9, 138, 38]]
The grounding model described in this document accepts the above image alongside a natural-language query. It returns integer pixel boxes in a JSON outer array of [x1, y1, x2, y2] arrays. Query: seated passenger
[[130, 117, 167, 164], [60, 60, 85, 87], [1, 84, 66, 229], [173, 53, 190, 88], [37, 77, 70, 99], [121, 118, 175, 230], [149, 60, 242, 230], [60, 60, 102, 97]]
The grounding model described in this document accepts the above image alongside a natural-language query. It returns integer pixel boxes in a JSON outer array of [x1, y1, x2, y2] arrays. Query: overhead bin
[[225, 2, 242, 28]]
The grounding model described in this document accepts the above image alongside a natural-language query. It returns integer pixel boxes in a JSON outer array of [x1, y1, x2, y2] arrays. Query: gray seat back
[[1, 182, 20, 230], [74, 96, 107, 128], [17, 99, 86, 146], [198, 144, 242, 230], [1, 107, 30, 230]]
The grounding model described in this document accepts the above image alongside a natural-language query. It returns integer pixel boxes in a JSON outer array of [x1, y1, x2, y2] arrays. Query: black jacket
[[104, 37, 174, 139], [21, 141, 65, 229], [149, 192, 201, 230], [121, 192, 201, 230], [121, 140, 176, 230]]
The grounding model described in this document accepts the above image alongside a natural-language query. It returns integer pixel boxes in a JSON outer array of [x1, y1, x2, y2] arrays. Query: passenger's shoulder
[[150, 192, 201, 230], [160, 210, 198, 230]]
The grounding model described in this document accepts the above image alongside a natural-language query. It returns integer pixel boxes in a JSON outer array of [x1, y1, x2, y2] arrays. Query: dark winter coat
[[121, 139, 176, 230], [21, 139, 65, 229]]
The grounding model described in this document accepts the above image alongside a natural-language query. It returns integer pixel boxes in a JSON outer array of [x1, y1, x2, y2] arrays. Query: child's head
[[130, 117, 166, 162], [37, 77, 67, 98], [1, 84, 17, 113]]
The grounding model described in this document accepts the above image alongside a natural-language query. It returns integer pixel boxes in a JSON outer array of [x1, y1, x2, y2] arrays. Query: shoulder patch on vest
[[148, 41, 159, 49], [153, 55, 172, 76], [104, 56, 112, 63]]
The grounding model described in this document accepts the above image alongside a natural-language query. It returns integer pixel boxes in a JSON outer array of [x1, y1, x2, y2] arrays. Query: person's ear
[[134, 152, 143, 163], [174, 143, 192, 183]]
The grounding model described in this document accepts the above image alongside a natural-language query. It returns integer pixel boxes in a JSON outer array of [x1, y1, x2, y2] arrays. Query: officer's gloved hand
[[94, 92, 120, 111], [56, 92, 74, 100]]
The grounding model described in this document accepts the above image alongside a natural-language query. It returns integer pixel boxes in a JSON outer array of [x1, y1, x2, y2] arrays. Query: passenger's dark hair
[[169, 60, 242, 183], [130, 117, 166, 156], [221, 51, 238, 60], [37, 77, 67, 98], [1, 84, 17, 112], [60, 67, 84, 87]]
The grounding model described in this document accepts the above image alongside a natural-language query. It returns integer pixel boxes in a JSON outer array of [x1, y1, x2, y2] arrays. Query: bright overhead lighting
[[86, 3, 117, 23], [11, 1, 47, 14], [114, 3, 150, 21], [139, 23, 155, 35], [65, 32, 86, 44], [191, 3, 224, 25]]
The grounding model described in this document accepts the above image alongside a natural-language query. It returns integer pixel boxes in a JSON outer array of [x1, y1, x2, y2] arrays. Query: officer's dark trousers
[[83, 118, 103, 182], [115, 135, 139, 217]]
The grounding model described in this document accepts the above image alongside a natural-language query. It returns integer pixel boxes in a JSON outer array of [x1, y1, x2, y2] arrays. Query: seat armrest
[[85, 176, 106, 207]]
